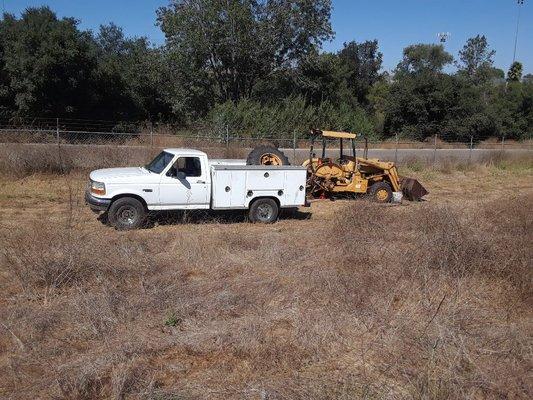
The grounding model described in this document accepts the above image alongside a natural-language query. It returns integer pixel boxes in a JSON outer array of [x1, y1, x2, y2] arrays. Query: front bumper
[[85, 190, 111, 211]]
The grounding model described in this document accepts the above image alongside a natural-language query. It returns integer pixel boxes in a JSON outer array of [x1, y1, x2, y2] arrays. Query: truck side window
[[176, 157, 202, 177]]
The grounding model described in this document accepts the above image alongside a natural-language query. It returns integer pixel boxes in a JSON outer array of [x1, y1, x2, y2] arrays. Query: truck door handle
[[196, 180, 206, 184]]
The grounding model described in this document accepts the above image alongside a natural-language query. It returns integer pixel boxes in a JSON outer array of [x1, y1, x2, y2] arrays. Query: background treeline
[[0, 2, 532, 141]]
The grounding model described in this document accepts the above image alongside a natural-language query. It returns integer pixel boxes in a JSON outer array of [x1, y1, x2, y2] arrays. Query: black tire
[[246, 145, 290, 166], [249, 198, 279, 223], [108, 197, 147, 230], [97, 212, 110, 226], [369, 181, 393, 203]]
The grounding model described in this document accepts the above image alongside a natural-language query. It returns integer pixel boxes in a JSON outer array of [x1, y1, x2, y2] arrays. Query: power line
[[513, 0, 525, 63]]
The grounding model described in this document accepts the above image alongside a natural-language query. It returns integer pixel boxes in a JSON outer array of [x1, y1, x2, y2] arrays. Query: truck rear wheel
[[249, 198, 279, 223], [247, 145, 290, 166], [108, 197, 146, 230]]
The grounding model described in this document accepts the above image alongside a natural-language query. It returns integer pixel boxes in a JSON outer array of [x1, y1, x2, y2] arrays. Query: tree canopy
[[157, 0, 333, 103], [0, 3, 531, 141], [397, 44, 453, 75], [456, 35, 497, 84]]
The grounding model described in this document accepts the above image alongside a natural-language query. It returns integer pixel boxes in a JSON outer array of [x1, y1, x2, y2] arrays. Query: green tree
[[456, 35, 496, 84], [384, 73, 459, 139], [292, 50, 353, 107], [338, 40, 383, 105], [163, 48, 215, 123], [507, 61, 523, 82], [0, 16, 15, 118], [396, 44, 453, 75], [0, 7, 96, 118], [385, 44, 455, 139], [157, 0, 333, 103], [488, 79, 532, 139], [367, 78, 391, 133], [444, 82, 497, 141], [92, 24, 171, 120]]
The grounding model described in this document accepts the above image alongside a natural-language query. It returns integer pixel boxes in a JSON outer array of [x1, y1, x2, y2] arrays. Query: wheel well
[[111, 194, 148, 210], [250, 196, 281, 209], [368, 178, 392, 189]]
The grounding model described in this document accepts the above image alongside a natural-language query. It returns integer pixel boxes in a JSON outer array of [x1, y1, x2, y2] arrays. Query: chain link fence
[[1, 117, 532, 171]]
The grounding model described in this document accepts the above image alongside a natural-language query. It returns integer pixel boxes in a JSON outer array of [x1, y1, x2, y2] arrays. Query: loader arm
[[356, 158, 401, 192], [386, 165, 402, 192]]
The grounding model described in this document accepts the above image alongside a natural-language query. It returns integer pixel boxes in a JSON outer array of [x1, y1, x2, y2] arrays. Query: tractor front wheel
[[370, 182, 392, 203]]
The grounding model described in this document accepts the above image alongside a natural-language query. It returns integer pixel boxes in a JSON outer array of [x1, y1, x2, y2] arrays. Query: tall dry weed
[[0, 191, 531, 399]]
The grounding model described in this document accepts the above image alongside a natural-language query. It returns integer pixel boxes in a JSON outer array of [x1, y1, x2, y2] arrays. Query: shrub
[[208, 97, 378, 139]]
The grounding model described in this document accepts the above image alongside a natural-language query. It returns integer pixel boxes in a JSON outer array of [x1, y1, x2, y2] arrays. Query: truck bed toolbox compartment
[[211, 165, 306, 209]]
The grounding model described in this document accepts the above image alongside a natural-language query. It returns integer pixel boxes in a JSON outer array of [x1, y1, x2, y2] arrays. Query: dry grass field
[[0, 150, 532, 399]]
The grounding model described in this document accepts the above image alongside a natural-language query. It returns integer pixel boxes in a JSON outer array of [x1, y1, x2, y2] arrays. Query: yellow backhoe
[[246, 129, 427, 202]]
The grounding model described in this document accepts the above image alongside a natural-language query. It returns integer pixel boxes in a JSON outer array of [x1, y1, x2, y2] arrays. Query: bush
[[208, 97, 378, 139]]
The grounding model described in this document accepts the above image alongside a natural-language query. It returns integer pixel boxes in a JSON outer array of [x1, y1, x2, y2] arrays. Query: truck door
[[159, 156, 210, 209]]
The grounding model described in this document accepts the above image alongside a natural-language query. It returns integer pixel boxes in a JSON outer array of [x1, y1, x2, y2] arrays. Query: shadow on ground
[[152, 208, 312, 226], [97, 208, 312, 228]]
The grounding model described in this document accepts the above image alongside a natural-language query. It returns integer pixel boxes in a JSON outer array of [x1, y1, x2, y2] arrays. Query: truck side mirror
[[166, 166, 177, 177], [176, 171, 186, 180]]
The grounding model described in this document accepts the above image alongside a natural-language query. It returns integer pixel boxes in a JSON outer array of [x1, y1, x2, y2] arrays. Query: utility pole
[[513, 0, 525, 63]]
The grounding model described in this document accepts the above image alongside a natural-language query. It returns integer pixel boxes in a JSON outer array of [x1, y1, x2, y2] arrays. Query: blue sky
[[4, 0, 532, 73]]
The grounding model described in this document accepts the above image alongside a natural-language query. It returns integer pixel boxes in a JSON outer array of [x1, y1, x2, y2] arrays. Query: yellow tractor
[[246, 129, 427, 202]]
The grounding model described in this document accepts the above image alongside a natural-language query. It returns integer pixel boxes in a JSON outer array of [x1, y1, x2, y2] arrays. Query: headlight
[[90, 180, 106, 195]]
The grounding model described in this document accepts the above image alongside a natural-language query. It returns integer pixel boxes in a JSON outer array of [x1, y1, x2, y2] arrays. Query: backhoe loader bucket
[[400, 177, 428, 201]]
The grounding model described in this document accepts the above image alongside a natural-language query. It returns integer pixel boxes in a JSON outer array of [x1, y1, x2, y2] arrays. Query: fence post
[[150, 122, 154, 148], [225, 124, 229, 148], [56, 117, 60, 145], [501, 134, 505, 152], [56, 117, 63, 174], [293, 131, 297, 164], [469, 135, 473, 164], [394, 132, 398, 164], [433, 133, 437, 166]]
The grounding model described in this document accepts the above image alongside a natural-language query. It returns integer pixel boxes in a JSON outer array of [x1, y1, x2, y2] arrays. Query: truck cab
[[86, 148, 307, 229]]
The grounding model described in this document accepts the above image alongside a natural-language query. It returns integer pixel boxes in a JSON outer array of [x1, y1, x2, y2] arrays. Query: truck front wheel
[[108, 197, 147, 230], [249, 198, 279, 223]]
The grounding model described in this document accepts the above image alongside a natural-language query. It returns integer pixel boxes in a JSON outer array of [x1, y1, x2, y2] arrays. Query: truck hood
[[90, 167, 157, 184]]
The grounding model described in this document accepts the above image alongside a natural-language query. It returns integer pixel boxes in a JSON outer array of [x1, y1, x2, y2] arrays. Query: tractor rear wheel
[[247, 145, 290, 166], [370, 182, 392, 203]]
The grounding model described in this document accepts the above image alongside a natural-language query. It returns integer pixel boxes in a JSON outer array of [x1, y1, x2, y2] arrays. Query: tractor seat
[[338, 155, 355, 165]]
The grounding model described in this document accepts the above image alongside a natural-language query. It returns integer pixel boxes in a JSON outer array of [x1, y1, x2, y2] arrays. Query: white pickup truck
[[85, 148, 307, 229]]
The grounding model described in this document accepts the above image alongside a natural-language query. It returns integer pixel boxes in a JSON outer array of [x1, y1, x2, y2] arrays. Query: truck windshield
[[145, 151, 174, 174]]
